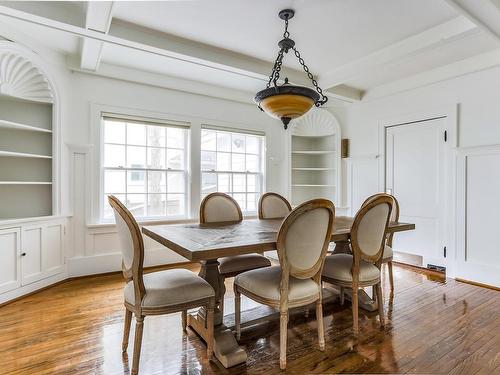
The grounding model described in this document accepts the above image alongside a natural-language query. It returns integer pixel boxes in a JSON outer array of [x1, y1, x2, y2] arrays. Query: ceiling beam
[[80, 1, 114, 71], [0, 3, 356, 103], [362, 47, 500, 101], [321, 16, 478, 90], [445, 0, 500, 43]]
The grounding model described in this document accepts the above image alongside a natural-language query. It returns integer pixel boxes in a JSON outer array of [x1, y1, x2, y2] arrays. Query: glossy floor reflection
[[1, 263, 499, 374]]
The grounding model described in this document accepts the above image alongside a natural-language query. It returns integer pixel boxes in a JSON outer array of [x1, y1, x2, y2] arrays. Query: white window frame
[[200, 126, 266, 214], [99, 113, 191, 222]]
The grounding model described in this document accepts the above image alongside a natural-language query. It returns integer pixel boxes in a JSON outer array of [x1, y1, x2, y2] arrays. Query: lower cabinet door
[[21, 225, 45, 285], [0, 228, 21, 294], [42, 223, 64, 277]]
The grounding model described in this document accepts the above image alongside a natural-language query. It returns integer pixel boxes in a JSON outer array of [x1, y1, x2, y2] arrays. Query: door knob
[[21, 252, 26, 256]]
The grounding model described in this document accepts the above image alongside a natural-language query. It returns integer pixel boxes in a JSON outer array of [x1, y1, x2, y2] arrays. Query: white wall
[[344, 65, 500, 285]]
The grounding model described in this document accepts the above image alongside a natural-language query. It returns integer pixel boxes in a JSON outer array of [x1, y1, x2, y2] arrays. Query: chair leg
[[316, 299, 325, 351], [122, 309, 132, 353], [376, 283, 385, 328], [206, 299, 215, 359], [235, 288, 241, 340], [131, 315, 144, 375], [372, 285, 377, 303], [280, 311, 288, 370], [388, 261, 394, 292], [181, 310, 187, 332], [219, 291, 225, 319], [352, 287, 359, 336], [340, 286, 345, 305]]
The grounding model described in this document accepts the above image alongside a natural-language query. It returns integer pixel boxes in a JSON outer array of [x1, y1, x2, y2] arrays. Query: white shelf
[[0, 119, 52, 133], [292, 167, 334, 171], [0, 181, 52, 185], [0, 150, 52, 159], [292, 151, 335, 155], [292, 184, 335, 187]]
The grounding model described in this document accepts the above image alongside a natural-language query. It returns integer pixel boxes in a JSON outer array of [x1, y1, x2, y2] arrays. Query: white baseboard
[[67, 248, 187, 277], [0, 272, 68, 305]]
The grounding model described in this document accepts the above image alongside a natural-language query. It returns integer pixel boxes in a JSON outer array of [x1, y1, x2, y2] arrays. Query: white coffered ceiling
[[0, 0, 500, 104]]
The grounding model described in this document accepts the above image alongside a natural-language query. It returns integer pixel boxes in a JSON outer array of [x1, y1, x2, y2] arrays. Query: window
[[102, 116, 189, 221], [201, 128, 265, 213]]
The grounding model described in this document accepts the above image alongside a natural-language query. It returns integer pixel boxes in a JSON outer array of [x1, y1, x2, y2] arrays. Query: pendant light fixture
[[255, 9, 328, 129]]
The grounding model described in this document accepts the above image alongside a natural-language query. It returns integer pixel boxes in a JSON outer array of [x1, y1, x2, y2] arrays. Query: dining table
[[142, 216, 415, 368]]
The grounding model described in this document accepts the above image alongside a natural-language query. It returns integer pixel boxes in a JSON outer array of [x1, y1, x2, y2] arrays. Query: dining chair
[[108, 195, 215, 375], [361, 193, 400, 292], [234, 199, 335, 369], [258, 192, 292, 219], [322, 195, 392, 335], [200, 192, 272, 316]]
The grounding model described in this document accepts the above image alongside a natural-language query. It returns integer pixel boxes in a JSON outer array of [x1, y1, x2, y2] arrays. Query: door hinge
[[444, 130, 448, 142], [443, 246, 447, 258]]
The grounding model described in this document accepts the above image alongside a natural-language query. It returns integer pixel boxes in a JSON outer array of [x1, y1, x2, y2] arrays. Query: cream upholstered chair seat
[[323, 254, 380, 283], [124, 269, 215, 308], [218, 254, 272, 275], [383, 245, 393, 259], [235, 266, 320, 303]]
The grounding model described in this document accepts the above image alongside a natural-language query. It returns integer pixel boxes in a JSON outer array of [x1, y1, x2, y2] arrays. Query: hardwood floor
[[1, 263, 499, 374]]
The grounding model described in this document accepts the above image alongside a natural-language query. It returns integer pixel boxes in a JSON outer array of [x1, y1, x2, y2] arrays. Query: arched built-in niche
[[289, 108, 341, 206], [0, 41, 59, 219]]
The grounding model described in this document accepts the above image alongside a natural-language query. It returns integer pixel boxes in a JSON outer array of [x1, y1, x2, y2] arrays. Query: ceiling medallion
[[254, 9, 328, 129]]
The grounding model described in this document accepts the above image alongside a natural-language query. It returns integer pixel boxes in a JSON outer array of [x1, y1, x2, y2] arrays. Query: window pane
[[232, 133, 245, 153], [148, 171, 166, 193], [126, 194, 146, 216], [167, 127, 184, 148], [202, 173, 217, 195], [127, 170, 146, 193], [233, 174, 246, 192], [232, 153, 245, 172], [217, 152, 230, 171], [104, 170, 125, 193], [147, 194, 166, 216], [218, 173, 231, 193], [247, 193, 257, 212], [247, 174, 260, 192], [167, 171, 185, 193], [167, 194, 185, 216], [103, 194, 125, 219], [104, 144, 125, 167], [104, 121, 125, 144], [246, 154, 259, 172], [217, 132, 231, 152], [233, 193, 246, 211], [147, 147, 166, 169], [201, 129, 216, 151], [167, 148, 184, 169], [127, 123, 146, 145], [201, 151, 216, 171], [246, 136, 259, 154], [127, 146, 146, 168], [147, 126, 165, 147]]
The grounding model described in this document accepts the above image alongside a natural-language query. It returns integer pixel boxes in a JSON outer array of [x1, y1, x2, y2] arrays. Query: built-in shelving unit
[[0, 43, 56, 220], [289, 109, 341, 207]]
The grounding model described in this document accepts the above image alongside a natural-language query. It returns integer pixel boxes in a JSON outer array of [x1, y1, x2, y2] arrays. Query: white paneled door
[[385, 117, 448, 268]]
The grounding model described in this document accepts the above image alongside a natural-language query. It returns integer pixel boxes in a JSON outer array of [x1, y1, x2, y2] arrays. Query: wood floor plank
[[0, 263, 498, 374]]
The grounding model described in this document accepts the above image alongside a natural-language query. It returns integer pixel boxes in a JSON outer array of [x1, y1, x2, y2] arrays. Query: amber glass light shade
[[255, 85, 320, 128]]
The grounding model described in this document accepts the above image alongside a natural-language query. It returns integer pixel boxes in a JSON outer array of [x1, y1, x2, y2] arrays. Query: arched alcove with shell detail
[[289, 108, 341, 206], [0, 41, 59, 219]]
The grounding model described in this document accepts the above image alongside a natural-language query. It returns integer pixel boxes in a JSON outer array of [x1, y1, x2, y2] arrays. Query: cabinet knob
[[21, 252, 26, 257]]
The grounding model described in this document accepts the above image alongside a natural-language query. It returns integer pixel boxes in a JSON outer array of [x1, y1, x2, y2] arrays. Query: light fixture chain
[[292, 47, 328, 105], [266, 49, 285, 88]]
